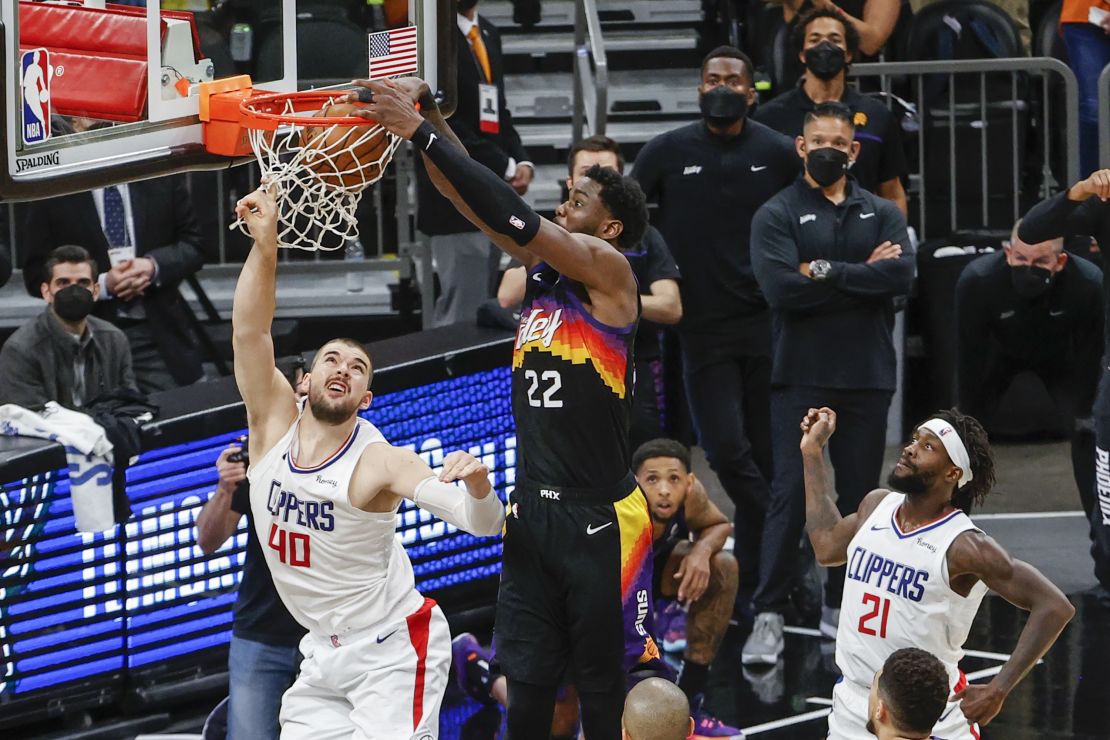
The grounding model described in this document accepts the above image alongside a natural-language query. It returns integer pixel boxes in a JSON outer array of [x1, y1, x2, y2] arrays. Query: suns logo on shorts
[[853, 111, 868, 127]]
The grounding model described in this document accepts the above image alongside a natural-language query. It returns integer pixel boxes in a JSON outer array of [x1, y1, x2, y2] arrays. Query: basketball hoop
[[204, 85, 402, 251]]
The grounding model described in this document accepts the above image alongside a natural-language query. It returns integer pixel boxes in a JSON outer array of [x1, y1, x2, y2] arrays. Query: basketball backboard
[[0, 0, 454, 201]]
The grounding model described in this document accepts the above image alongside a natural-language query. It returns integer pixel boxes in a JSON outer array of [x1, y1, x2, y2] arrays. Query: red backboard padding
[[18, 1, 174, 122]]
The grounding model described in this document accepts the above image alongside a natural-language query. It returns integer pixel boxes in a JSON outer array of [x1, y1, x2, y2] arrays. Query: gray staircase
[[477, 0, 707, 210]]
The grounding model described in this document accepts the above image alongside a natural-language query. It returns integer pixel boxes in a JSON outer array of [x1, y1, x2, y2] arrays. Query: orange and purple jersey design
[[511, 262, 638, 488], [615, 489, 662, 668]]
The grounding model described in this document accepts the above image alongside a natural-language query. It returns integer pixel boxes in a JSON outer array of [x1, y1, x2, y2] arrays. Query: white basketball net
[[237, 96, 402, 251]]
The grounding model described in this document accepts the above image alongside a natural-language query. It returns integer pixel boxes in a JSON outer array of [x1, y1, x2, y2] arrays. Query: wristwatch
[[809, 259, 832, 281]]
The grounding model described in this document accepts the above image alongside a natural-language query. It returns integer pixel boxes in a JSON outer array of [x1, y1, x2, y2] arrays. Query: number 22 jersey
[[837, 492, 988, 689], [511, 261, 638, 488]]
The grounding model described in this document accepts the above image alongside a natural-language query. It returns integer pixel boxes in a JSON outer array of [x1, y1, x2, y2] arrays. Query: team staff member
[[501, 135, 683, 448], [1020, 168, 1110, 606], [755, 8, 909, 215], [633, 47, 800, 601], [197, 443, 307, 740], [955, 220, 1102, 520], [748, 102, 914, 663]]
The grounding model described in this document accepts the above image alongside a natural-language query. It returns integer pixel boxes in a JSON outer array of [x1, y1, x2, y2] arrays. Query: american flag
[[368, 26, 419, 80]]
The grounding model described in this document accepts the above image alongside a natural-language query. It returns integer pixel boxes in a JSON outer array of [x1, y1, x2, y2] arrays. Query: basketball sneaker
[[661, 601, 688, 653], [741, 612, 784, 665], [451, 632, 496, 705], [691, 695, 745, 739], [819, 606, 840, 640]]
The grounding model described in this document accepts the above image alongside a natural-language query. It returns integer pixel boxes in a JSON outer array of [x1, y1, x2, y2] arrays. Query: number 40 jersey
[[511, 261, 639, 488], [837, 491, 989, 690]]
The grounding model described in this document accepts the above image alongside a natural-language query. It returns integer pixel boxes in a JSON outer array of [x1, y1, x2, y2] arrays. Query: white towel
[[0, 403, 116, 533]]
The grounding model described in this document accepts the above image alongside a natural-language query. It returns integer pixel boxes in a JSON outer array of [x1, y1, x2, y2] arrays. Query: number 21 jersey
[[837, 492, 988, 689], [511, 262, 638, 488]]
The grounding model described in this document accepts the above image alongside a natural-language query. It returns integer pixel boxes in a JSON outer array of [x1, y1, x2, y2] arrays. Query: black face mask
[[458, 0, 478, 12], [699, 85, 749, 128], [805, 146, 849, 187], [52, 284, 95, 322], [1010, 265, 1056, 299], [805, 41, 848, 81]]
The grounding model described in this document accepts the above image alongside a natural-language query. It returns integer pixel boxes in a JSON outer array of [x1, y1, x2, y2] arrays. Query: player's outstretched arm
[[357, 80, 637, 309], [231, 187, 298, 455], [800, 407, 888, 565], [356, 445, 505, 537], [948, 532, 1075, 727]]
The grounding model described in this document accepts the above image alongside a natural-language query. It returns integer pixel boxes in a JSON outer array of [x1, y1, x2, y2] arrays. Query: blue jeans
[[1063, 23, 1110, 178], [228, 635, 301, 740]]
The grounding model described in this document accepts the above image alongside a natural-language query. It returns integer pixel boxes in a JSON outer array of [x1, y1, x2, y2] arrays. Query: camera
[[227, 435, 249, 465]]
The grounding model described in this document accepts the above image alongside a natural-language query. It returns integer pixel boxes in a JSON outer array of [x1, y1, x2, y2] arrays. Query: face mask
[[699, 86, 749, 128], [805, 41, 847, 81], [1010, 265, 1055, 299], [805, 146, 849, 187], [458, 0, 478, 12], [52, 284, 95, 322]]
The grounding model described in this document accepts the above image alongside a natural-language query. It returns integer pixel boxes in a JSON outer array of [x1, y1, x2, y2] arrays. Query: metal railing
[[571, 0, 609, 142], [849, 57, 1079, 241], [1099, 62, 1110, 170]]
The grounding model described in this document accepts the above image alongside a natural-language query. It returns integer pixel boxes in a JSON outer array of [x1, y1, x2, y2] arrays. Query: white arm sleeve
[[413, 476, 505, 537]]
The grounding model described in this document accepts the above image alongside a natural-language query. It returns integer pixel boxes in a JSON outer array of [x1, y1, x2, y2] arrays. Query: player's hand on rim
[[438, 450, 493, 500], [348, 79, 425, 140], [235, 181, 279, 248], [800, 406, 837, 451]]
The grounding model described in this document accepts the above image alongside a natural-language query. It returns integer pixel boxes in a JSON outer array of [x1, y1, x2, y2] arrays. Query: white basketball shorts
[[827, 676, 981, 740], [279, 597, 450, 740]]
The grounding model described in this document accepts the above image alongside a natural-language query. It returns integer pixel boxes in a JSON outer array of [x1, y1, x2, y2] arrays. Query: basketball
[[301, 102, 391, 189]]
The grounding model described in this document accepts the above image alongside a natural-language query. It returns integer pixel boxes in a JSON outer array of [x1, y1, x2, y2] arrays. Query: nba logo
[[21, 49, 51, 146]]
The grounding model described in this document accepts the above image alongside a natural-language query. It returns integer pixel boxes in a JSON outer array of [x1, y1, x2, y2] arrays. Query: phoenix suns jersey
[[511, 261, 639, 488]]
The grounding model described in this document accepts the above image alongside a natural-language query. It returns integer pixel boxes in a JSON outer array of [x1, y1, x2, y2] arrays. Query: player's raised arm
[[801, 407, 889, 565], [231, 187, 299, 454], [354, 79, 637, 312], [354, 445, 505, 537]]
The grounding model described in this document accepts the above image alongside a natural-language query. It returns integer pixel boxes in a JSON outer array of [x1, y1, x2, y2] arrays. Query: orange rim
[[239, 89, 379, 132]]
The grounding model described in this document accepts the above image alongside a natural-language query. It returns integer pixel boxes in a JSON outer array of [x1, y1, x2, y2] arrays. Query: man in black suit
[[20, 174, 205, 393], [416, 0, 532, 327]]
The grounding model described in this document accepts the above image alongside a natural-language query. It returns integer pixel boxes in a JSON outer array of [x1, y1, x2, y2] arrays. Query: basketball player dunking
[[357, 78, 662, 739], [799, 406, 1074, 739], [231, 189, 505, 739]]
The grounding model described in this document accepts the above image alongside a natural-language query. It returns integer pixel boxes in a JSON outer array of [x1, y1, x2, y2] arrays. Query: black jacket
[[18, 175, 205, 385], [955, 250, 1103, 418], [0, 311, 136, 410], [751, 177, 914, 390], [416, 16, 528, 236]]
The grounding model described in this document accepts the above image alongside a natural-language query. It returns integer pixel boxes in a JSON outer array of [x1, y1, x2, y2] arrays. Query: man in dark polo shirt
[[633, 47, 800, 606], [756, 7, 909, 216], [197, 441, 306, 740], [748, 101, 914, 664]]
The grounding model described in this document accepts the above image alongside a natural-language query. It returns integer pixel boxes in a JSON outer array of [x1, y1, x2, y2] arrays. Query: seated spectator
[[499, 134, 682, 448], [622, 678, 694, 740], [0, 245, 136, 410], [955, 219, 1102, 522], [196, 437, 307, 740], [19, 175, 206, 393], [756, 7, 909, 214], [633, 438, 739, 735]]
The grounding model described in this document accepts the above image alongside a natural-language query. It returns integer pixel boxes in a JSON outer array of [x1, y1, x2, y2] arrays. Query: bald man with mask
[[622, 678, 694, 740], [955, 220, 1102, 526]]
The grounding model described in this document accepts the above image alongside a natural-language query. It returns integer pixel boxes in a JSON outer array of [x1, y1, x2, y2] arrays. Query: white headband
[[918, 419, 973, 488]]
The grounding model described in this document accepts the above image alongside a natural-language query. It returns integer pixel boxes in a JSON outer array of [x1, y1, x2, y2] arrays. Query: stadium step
[[516, 118, 686, 149], [480, 0, 704, 31], [505, 68, 697, 120], [501, 27, 699, 57]]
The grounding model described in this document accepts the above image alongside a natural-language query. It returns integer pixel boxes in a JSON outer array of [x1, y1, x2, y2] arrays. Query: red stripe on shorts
[[406, 597, 435, 731]]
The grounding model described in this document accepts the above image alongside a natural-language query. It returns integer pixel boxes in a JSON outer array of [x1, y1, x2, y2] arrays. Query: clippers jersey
[[837, 493, 988, 689], [512, 261, 639, 487], [246, 417, 424, 638]]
